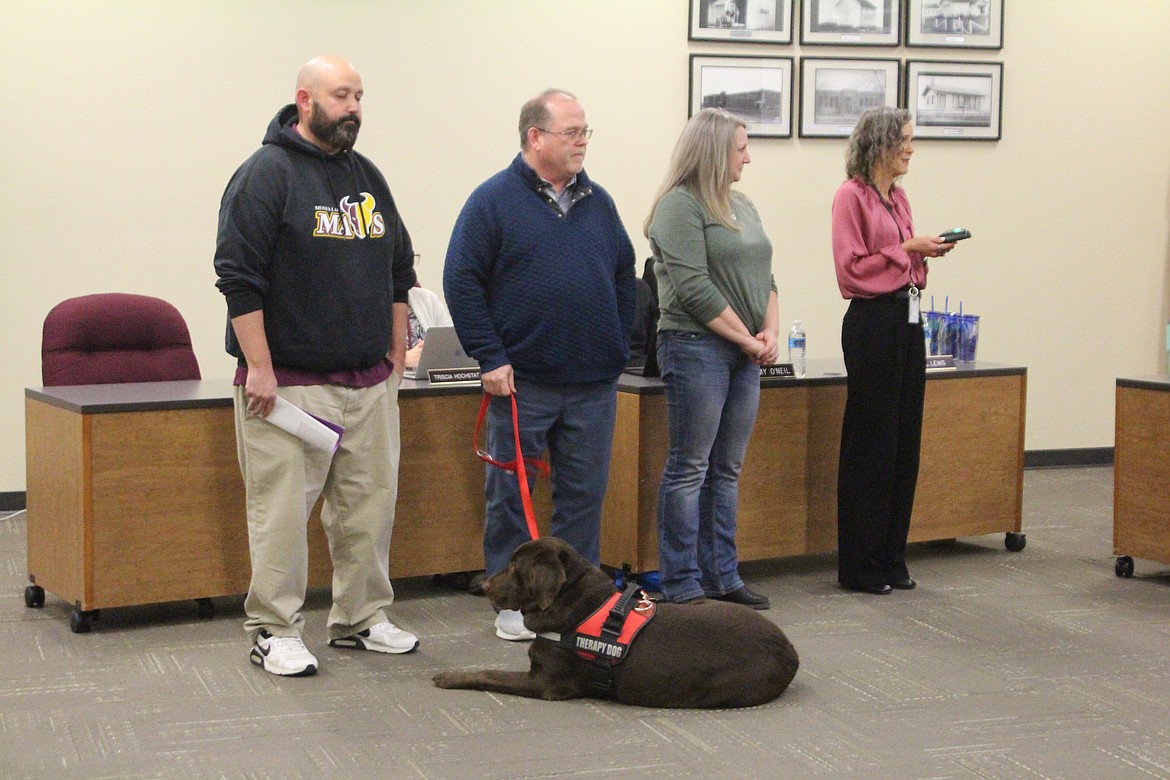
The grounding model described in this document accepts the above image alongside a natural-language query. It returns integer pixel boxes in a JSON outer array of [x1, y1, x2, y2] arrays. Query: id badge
[[908, 285, 920, 324]]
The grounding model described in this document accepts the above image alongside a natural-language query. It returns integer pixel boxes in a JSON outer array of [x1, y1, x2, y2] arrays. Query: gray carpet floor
[[2, 466, 1169, 779]]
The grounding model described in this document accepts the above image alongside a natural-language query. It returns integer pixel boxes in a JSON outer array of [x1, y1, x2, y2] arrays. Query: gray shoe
[[329, 622, 419, 654]]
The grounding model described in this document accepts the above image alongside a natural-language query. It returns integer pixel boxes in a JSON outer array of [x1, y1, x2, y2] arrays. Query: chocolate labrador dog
[[433, 537, 799, 708]]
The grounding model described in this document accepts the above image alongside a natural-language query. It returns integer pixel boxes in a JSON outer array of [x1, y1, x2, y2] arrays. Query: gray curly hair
[[845, 106, 912, 183]]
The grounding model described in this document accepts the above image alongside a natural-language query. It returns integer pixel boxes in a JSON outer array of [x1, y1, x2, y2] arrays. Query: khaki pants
[[234, 376, 401, 642]]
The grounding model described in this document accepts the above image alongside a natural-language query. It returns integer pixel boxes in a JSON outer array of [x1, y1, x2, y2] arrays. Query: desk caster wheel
[[24, 584, 45, 609], [1005, 532, 1026, 552], [1115, 556, 1135, 578], [70, 609, 95, 633], [196, 598, 215, 619]]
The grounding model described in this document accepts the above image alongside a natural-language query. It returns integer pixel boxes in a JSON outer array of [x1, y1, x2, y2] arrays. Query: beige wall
[[3, 1, 1169, 494]]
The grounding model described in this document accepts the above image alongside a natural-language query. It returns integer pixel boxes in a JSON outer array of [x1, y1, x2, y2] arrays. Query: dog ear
[[557, 542, 581, 573], [525, 551, 567, 611]]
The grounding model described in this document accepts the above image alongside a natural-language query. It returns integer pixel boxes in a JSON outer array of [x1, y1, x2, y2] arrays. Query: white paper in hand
[[265, 397, 344, 453]]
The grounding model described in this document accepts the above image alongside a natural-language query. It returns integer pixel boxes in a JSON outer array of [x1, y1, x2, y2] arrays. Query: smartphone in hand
[[939, 228, 971, 242]]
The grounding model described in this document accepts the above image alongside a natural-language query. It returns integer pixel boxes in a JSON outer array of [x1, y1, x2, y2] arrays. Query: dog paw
[[433, 671, 465, 689]]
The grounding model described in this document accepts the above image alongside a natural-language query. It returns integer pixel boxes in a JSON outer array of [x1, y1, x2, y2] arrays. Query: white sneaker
[[329, 621, 419, 654], [494, 609, 535, 641], [250, 630, 318, 677]]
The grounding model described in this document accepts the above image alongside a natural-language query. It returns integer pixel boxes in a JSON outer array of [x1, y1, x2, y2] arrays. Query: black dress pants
[[837, 295, 926, 588]]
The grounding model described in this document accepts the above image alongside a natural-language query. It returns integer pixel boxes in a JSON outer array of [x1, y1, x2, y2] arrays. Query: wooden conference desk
[[25, 362, 1026, 627], [602, 360, 1027, 572], [24, 379, 490, 628], [1113, 376, 1170, 576]]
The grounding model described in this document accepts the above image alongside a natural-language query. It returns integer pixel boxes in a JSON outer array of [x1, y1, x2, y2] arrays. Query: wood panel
[[233, 392, 492, 584], [25, 399, 89, 607], [911, 374, 1025, 541], [634, 394, 668, 572], [1114, 386, 1170, 565], [599, 391, 645, 570], [88, 407, 249, 608], [24, 371, 1025, 616], [804, 384, 846, 553], [388, 392, 488, 577], [738, 385, 813, 560], [27, 390, 499, 613], [184, 406, 461, 592], [308, 392, 491, 582], [599, 372, 1025, 573]]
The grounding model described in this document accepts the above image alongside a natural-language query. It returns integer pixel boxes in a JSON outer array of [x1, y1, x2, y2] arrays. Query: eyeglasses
[[535, 126, 593, 140]]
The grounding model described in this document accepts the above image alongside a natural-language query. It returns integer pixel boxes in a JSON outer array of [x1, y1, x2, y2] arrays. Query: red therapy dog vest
[[535, 585, 657, 695], [566, 589, 656, 664]]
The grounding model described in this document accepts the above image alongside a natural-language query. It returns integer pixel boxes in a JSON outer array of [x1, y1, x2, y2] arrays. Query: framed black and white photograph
[[905, 60, 1002, 140], [906, 0, 1003, 49], [798, 57, 900, 138], [800, 0, 901, 46], [689, 0, 794, 45], [690, 55, 794, 138]]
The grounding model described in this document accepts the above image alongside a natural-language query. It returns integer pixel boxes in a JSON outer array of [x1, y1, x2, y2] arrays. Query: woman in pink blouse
[[831, 106, 958, 595]]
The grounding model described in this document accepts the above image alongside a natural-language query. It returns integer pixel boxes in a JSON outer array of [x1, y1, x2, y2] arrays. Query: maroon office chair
[[32, 293, 206, 630], [41, 293, 201, 386]]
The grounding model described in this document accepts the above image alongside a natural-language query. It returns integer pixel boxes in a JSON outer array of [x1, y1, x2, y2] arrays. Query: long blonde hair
[[644, 108, 747, 236]]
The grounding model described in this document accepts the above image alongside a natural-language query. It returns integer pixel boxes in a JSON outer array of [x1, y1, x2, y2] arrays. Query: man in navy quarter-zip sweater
[[215, 56, 420, 677], [444, 89, 637, 642]]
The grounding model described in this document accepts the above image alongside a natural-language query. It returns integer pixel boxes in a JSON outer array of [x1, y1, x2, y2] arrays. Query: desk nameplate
[[427, 367, 482, 385], [759, 363, 796, 378], [926, 355, 957, 371]]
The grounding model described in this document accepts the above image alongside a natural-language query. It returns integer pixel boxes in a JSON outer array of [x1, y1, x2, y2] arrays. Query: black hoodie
[[214, 104, 417, 372]]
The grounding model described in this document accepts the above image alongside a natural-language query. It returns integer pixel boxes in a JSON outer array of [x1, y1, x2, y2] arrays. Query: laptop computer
[[403, 326, 479, 380]]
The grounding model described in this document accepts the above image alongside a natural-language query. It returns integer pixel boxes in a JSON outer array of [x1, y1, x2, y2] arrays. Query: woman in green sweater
[[643, 108, 780, 609]]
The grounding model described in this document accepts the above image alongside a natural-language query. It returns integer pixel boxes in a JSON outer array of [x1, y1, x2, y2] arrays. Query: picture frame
[[798, 57, 900, 138], [906, 0, 1003, 49], [905, 60, 1003, 140], [800, 0, 901, 46], [689, 0, 794, 45], [689, 55, 794, 138]]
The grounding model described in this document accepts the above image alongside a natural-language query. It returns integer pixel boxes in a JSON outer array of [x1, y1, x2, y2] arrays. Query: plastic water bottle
[[787, 320, 806, 377]]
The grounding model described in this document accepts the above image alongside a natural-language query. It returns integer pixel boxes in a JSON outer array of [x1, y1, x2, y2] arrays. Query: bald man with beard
[[215, 56, 420, 677]]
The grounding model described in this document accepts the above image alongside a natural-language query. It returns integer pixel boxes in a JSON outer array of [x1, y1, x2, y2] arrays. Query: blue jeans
[[483, 378, 618, 576], [656, 330, 761, 602]]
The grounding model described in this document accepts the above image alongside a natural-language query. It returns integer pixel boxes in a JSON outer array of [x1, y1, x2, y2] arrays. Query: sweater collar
[[510, 153, 592, 198]]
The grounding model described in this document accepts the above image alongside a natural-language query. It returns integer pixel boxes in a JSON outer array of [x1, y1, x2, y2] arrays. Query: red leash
[[474, 393, 548, 541]]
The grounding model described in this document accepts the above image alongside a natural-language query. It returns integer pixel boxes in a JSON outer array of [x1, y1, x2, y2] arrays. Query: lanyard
[[870, 183, 905, 243], [870, 183, 918, 287]]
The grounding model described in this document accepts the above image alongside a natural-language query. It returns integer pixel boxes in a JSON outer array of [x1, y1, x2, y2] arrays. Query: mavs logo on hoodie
[[314, 193, 386, 239]]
